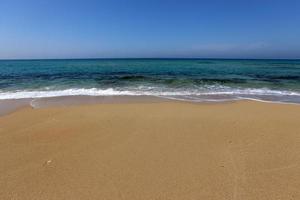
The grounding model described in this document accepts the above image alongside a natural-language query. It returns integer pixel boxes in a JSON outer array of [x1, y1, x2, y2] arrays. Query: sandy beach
[[1, 100, 300, 200]]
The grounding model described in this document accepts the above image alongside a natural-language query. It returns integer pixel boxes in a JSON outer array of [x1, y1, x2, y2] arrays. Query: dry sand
[[0, 101, 300, 200]]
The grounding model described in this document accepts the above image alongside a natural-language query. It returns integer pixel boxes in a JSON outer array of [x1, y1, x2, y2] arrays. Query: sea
[[1, 59, 300, 104]]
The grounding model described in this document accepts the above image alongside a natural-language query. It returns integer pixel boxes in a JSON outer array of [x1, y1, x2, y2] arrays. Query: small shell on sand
[[45, 160, 52, 165]]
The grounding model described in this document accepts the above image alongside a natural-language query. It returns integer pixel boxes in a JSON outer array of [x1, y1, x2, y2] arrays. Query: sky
[[0, 0, 300, 59]]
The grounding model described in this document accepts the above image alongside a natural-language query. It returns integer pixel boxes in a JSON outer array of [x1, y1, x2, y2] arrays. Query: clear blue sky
[[1, 0, 300, 59]]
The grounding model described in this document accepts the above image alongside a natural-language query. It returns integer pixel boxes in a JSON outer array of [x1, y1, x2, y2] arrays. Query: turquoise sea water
[[1, 59, 300, 103]]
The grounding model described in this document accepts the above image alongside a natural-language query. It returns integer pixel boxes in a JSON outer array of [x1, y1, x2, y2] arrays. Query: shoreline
[[1, 94, 300, 117], [0, 96, 169, 117]]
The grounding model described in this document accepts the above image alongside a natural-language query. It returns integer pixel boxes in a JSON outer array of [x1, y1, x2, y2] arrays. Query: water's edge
[[0, 95, 168, 117], [1, 95, 299, 117]]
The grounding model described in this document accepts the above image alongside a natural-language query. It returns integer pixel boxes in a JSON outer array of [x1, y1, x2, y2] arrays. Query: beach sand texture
[[1, 101, 300, 199]]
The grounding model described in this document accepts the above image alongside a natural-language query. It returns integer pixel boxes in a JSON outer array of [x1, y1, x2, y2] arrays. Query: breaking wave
[[1, 86, 300, 104]]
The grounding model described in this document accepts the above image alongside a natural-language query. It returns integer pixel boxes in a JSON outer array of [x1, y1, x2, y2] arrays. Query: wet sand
[[0, 101, 300, 199], [0, 96, 167, 116], [0, 99, 32, 116]]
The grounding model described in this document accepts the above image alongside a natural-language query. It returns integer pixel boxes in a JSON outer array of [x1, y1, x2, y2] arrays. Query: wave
[[0, 88, 137, 99], [1, 87, 300, 103]]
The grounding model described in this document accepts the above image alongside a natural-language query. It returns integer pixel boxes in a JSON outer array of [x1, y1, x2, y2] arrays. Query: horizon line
[[1, 57, 300, 61]]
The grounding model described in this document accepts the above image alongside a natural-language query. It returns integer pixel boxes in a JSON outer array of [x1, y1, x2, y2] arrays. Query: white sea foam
[[0, 88, 137, 99], [0, 87, 300, 102]]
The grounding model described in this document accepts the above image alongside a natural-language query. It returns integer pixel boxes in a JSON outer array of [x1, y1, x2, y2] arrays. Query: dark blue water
[[1, 59, 300, 103]]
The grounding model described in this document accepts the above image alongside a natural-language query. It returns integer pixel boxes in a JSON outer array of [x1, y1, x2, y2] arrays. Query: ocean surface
[[1, 59, 300, 104]]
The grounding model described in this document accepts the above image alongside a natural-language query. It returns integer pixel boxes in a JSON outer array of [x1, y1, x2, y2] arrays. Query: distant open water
[[1, 59, 300, 104]]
